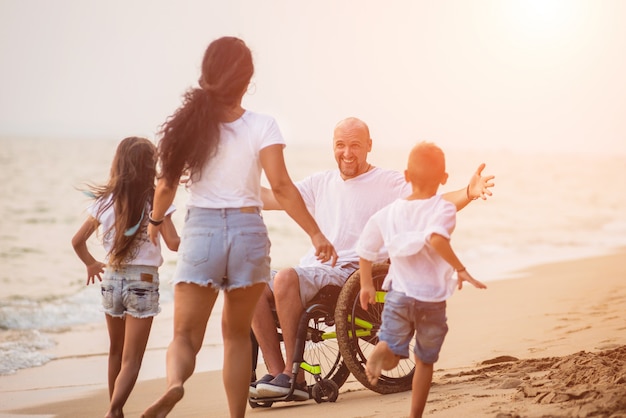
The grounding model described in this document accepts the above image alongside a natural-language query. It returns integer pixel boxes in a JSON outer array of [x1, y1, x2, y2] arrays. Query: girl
[[72, 136, 180, 418], [141, 36, 337, 418]]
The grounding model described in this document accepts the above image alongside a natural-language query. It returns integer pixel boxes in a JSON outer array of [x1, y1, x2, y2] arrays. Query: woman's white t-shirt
[[186, 110, 286, 209]]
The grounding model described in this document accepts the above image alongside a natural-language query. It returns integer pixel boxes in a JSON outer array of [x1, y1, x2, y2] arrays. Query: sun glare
[[503, 0, 583, 46]]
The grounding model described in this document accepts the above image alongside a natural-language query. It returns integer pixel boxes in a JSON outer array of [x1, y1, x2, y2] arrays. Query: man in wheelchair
[[250, 117, 494, 401]]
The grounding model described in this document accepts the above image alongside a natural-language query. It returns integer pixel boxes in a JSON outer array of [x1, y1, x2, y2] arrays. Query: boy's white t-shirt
[[356, 195, 457, 302], [186, 110, 286, 209], [88, 197, 175, 267], [296, 167, 411, 267]]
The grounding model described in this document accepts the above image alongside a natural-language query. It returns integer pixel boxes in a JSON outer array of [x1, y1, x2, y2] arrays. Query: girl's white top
[[88, 197, 176, 267], [186, 110, 286, 209], [356, 195, 458, 302]]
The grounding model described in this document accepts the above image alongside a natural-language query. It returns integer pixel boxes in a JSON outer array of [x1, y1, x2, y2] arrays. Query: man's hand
[[468, 163, 495, 201]]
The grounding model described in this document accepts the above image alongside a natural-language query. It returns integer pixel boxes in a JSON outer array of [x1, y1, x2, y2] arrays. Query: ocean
[[1, 137, 625, 376]]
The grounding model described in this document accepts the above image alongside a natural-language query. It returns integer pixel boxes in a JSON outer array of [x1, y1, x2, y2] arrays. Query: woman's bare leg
[[142, 283, 218, 418], [222, 283, 266, 418]]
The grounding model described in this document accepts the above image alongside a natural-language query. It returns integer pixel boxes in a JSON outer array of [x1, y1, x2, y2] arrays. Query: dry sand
[[2, 250, 626, 417]]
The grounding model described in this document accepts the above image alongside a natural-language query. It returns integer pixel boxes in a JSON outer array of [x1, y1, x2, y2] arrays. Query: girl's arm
[[442, 163, 495, 211], [148, 177, 178, 245], [260, 144, 337, 266], [160, 214, 180, 251], [71, 217, 106, 285]]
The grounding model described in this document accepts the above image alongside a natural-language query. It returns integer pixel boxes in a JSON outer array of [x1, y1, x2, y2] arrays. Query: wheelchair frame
[[249, 262, 415, 408]]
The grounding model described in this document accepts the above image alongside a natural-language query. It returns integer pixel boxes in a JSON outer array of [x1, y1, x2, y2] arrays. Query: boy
[[356, 141, 487, 418]]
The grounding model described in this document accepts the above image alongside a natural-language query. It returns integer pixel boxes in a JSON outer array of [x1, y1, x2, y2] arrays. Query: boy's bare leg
[[409, 356, 434, 418], [365, 341, 400, 386]]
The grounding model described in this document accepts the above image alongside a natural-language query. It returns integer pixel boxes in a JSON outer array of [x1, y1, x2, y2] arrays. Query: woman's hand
[[312, 232, 338, 267]]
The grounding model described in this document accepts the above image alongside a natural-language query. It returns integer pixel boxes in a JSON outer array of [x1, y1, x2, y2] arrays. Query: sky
[[1, 0, 625, 155]]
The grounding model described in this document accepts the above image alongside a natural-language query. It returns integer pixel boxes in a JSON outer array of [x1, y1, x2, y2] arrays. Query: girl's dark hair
[[88, 137, 157, 266], [158, 36, 254, 186]]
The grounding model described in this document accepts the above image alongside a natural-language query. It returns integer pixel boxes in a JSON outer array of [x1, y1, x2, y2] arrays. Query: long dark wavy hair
[[87, 137, 157, 266], [158, 36, 254, 186]]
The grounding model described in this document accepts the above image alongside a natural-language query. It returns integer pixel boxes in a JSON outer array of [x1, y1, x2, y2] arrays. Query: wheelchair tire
[[301, 304, 351, 390], [248, 399, 273, 408], [335, 263, 414, 394], [312, 379, 339, 403]]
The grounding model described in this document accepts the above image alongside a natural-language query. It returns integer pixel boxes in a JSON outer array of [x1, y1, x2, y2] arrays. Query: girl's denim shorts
[[172, 207, 271, 290], [101, 264, 160, 319]]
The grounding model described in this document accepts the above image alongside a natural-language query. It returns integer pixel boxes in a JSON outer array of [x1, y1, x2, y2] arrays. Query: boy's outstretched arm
[[429, 234, 487, 290], [442, 163, 495, 211], [359, 258, 377, 310]]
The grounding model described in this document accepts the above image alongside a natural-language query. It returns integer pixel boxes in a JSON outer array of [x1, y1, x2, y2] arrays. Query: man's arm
[[442, 163, 495, 211], [261, 186, 282, 210]]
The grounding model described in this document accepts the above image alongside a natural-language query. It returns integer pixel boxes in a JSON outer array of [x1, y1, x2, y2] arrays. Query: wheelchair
[[249, 262, 415, 408]]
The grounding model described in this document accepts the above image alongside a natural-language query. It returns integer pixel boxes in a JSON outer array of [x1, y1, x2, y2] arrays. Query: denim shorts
[[101, 265, 160, 319], [172, 207, 271, 290], [378, 290, 448, 364]]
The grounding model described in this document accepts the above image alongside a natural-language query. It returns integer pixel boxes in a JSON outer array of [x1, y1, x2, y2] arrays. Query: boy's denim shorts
[[101, 265, 160, 319], [172, 207, 271, 290], [378, 290, 449, 364]]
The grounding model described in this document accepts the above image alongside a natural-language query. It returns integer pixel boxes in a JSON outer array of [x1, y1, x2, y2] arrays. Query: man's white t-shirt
[[296, 167, 411, 267], [356, 195, 458, 302], [187, 110, 286, 209], [88, 197, 176, 267]]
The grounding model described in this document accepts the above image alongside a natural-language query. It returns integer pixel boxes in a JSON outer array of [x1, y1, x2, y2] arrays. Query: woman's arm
[[260, 144, 337, 266], [148, 177, 178, 245], [160, 214, 180, 251]]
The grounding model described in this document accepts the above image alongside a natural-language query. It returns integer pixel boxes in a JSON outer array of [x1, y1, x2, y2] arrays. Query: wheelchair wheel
[[335, 263, 414, 394], [312, 379, 339, 403], [301, 303, 351, 390]]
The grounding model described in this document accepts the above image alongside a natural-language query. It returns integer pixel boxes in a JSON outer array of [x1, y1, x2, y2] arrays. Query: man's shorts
[[269, 262, 359, 307], [101, 265, 160, 318], [378, 290, 448, 364], [172, 207, 271, 290]]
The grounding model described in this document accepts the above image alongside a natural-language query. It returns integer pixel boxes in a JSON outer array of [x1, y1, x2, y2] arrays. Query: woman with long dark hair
[[142, 36, 336, 418]]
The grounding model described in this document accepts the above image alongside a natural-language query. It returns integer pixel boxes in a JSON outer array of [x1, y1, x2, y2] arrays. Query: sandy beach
[[2, 249, 626, 418]]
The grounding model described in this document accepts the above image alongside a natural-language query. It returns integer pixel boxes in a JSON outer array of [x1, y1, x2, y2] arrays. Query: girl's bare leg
[[142, 283, 218, 418], [222, 283, 266, 418], [105, 315, 125, 399], [105, 315, 153, 418]]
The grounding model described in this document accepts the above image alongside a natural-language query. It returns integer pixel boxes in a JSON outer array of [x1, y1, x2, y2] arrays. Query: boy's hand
[[86, 261, 105, 285], [468, 163, 495, 201], [360, 283, 376, 310], [457, 270, 487, 290]]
